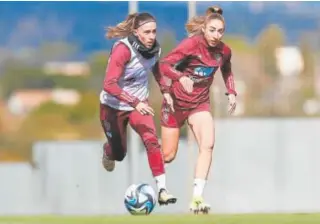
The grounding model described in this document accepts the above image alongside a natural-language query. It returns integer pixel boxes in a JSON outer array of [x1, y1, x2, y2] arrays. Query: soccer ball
[[124, 183, 157, 215]]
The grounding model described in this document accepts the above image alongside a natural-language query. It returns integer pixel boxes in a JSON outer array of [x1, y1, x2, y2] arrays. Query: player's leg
[[161, 127, 180, 163], [160, 102, 181, 164], [100, 104, 129, 171], [187, 107, 215, 214], [129, 110, 177, 205]]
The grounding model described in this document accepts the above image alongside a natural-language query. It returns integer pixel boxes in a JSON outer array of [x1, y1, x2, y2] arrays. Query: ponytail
[[185, 16, 206, 37], [105, 13, 138, 39], [206, 6, 223, 16], [185, 6, 225, 37]]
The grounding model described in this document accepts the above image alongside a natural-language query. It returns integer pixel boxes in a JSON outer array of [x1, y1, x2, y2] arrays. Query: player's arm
[[159, 37, 197, 81], [103, 43, 140, 107], [220, 50, 237, 96], [152, 62, 171, 94]]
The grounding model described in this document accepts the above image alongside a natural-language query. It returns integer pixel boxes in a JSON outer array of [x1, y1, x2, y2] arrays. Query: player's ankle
[[159, 188, 167, 194], [192, 195, 203, 201], [193, 178, 206, 198], [154, 174, 166, 192]]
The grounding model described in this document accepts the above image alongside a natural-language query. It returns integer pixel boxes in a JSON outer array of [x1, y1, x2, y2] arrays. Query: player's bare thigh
[[161, 126, 180, 163], [160, 101, 183, 163], [187, 111, 215, 151]]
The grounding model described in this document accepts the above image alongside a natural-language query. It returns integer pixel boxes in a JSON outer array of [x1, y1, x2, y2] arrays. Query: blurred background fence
[[2, 119, 320, 215], [0, 1, 320, 215]]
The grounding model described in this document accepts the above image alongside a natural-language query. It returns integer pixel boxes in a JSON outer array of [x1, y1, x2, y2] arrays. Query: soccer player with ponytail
[[158, 6, 237, 213], [100, 12, 176, 205]]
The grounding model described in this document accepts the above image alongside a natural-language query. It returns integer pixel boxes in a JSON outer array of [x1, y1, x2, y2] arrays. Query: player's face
[[134, 22, 157, 49], [203, 19, 225, 47]]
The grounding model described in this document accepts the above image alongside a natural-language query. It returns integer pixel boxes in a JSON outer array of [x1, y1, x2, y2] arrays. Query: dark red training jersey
[[159, 34, 237, 110]]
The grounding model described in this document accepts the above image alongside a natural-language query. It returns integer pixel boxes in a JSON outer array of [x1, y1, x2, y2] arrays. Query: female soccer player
[[158, 6, 237, 213], [100, 12, 176, 206]]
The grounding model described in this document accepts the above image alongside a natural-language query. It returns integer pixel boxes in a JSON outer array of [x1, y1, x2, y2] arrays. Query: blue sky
[[0, 1, 319, 57]]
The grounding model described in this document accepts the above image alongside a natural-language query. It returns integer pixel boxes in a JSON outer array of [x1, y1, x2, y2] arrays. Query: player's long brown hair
[[106, 13, 156, 39], [185, 6, 225, 37]]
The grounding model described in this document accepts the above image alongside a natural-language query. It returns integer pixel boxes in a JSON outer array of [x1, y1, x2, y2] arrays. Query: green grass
[[0, 214, 320, 224]]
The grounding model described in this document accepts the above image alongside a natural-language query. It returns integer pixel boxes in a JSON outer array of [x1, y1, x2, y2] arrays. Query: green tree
[[13, 106, 76, 161], [50, 75, 89, 91], [88, 51, 109, 76], [223, 35, 254, 53], [159, 31, 176, 57], [0, 111, 3, 136], [69, 91, 99, 123], [0, 41, 80, 98], [256, 24, 286, 116], [299, 36, 316, 99], [256, 24, 285, 79], [37, 41, 78, 62], [87, 51, 109, 91], [0, 60, 51, 97], [31, 101, 71, 117]]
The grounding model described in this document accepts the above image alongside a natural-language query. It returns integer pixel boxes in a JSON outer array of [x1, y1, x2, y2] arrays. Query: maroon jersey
[[159, 34, 237, 110]]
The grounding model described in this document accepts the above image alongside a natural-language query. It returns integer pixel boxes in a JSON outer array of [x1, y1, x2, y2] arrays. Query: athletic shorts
[[160, 101, 210, 128]]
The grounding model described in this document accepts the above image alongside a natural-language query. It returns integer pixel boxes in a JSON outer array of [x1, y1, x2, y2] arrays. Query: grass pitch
[[0, 214, 320, 224]]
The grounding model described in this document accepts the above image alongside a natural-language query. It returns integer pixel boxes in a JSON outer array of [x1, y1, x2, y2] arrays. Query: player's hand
[[179, 76, 194, 93], [227, 94, 236, 115], [163, 93, 175, 112], [135, 102, 155, 116]]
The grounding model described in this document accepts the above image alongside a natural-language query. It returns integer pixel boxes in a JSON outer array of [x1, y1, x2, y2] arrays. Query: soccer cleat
[[189, 196, 211, 214], [102, 150, 115, 172], [158, 188, 177, 206]]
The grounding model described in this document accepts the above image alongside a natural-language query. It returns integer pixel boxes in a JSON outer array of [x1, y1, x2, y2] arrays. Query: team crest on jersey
[[163, 112, 169, 123], [193, 66, 217, 77], [214, 53, 222, 63], [162, 105, 171, 123]]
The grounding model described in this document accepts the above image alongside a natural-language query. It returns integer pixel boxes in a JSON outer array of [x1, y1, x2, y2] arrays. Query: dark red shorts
[[100, 103, 160, 161], [160, 101, 210, 128]]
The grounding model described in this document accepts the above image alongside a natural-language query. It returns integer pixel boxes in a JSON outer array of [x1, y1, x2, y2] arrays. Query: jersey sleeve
[[152, 62, 171, 93], [159, 37, 197, 81], [103, 43, 140, 107], [220, 49, 237, 96]]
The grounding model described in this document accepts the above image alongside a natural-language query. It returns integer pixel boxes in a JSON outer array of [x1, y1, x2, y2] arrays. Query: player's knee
[[113, 153, 126, 161], [164, 156, 175, 164], [163, 150, 176, 163], [112, 146, 127, 161], [200, 142, 214, 153], [115, 154, 126, 161], [144, 139, 160, 153]]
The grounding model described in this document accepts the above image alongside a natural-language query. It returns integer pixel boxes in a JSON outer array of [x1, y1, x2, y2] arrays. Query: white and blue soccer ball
[[124, 183, 157, 215]]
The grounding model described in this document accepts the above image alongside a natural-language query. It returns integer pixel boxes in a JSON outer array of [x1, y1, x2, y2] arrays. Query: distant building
[[43, 61, 90, 76], [275, 46, 304, 77], [7, 89, 81, 116]]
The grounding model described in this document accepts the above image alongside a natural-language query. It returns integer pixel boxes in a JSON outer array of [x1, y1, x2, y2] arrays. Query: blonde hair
[[185, 6, 225, 37], [105, 13, 156, 39]]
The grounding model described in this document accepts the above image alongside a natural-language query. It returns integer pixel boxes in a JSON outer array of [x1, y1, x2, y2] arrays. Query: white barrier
[[1, 119, 320, 215]]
